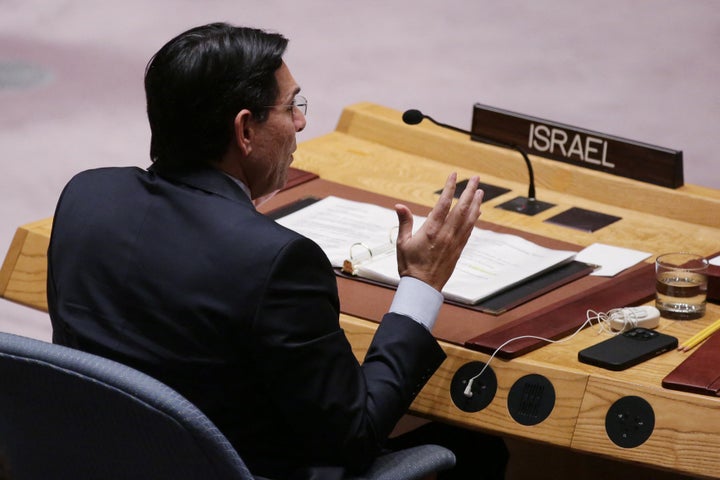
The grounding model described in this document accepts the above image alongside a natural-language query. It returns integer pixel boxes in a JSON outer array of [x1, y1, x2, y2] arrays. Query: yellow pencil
[[680, 323, 720, 352], [680, 318, 720, 352], [684, 318, 720, 345]]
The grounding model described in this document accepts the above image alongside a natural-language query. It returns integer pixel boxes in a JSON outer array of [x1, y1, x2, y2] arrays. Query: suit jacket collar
[[148, 163, 253, 207]]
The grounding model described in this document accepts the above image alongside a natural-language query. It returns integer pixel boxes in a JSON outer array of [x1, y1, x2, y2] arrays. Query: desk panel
[[2, 102, 719, 479], [342, 315, 587, 447], [574, 376, 720, 475]]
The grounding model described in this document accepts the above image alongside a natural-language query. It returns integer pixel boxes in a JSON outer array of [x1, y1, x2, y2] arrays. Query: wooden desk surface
[[2, 102, 719, 479]]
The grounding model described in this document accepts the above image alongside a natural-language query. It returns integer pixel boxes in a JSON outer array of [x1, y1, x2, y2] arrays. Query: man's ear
[[233, 109, 254, 156]]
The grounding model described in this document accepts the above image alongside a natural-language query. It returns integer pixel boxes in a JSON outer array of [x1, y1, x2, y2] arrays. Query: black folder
[[270, 196, 593, 315]]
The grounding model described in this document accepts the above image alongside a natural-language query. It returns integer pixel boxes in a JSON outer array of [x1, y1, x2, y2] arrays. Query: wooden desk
[[2, 102, 720, 479]]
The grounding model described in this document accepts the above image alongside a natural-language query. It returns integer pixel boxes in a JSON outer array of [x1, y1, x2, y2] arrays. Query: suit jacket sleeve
[[248, 234, 446, 469]]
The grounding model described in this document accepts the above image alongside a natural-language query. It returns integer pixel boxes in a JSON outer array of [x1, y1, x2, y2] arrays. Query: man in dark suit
[[47, 23, 506, 479]]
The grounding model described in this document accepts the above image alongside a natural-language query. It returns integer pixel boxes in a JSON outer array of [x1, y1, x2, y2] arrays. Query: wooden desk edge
[[340, 314, 588, 447], [572, 375, 720, 478]]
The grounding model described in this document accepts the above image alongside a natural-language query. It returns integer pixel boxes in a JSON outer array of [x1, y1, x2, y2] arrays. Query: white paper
[[710, 255, 720, 267], [575, 243, 651, 277], [277, 196, 577, 304], [276, 196, 423, 267], [440, 228, 576, 303]]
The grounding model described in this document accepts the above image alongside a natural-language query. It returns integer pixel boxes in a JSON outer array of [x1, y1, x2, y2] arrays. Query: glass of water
[[655, 252, 709, 320]]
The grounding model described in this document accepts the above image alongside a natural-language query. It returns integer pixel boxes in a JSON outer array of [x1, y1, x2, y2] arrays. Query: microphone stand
[[408, 111, 555, 216]]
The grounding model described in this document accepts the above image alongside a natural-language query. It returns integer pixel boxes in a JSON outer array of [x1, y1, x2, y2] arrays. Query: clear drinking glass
[[655, 252, 709, 320]]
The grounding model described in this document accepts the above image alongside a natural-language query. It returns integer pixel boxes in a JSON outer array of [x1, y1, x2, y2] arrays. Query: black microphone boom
[[402, 108, 554, 215]]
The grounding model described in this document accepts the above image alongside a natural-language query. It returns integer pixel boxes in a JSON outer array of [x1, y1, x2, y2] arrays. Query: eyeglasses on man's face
[[266, 94, 307, 116]]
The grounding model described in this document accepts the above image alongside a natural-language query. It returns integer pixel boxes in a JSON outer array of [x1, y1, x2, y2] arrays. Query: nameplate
[[471, 103, 684, 188]]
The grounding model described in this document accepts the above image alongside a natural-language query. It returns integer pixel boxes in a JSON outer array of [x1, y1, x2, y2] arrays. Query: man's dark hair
[[145, 22, 289, 168]]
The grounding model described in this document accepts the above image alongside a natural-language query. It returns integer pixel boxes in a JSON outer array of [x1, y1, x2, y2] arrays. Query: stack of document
[[276, 196, 577, 305]]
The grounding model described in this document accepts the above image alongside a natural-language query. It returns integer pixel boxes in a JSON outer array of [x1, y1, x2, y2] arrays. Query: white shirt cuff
[[389, 276, 443, 331]]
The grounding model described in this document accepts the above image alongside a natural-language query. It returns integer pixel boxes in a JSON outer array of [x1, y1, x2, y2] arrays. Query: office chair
[[0, 332, 455, 480]]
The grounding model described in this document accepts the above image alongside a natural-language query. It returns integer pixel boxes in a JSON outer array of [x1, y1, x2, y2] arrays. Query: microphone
[[402, 109, 554, 215]]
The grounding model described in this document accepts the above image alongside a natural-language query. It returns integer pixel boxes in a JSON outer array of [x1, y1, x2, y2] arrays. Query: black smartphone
[[578, 328, 678, 371]]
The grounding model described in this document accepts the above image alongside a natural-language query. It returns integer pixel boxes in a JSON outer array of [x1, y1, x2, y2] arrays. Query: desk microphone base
[[496, 196, 555, 216]]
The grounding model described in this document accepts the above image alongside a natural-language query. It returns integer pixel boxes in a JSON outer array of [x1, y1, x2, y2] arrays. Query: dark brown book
[[662, 331, 720, 396], [706, 250, 720, 303]]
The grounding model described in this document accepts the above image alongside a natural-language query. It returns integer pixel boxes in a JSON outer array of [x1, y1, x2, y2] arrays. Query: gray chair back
[[0, 332, 254, 480], [0, 332, 455, 480]]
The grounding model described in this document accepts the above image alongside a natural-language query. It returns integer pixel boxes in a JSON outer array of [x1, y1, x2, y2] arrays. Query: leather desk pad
[[262, 175, 655, 358]]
